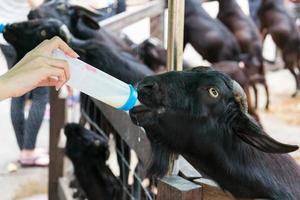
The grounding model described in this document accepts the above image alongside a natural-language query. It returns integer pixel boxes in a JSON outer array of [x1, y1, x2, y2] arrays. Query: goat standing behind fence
[[130, 66, 300, 200]]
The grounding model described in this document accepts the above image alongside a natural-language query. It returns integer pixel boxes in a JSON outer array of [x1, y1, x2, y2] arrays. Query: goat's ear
[[64, 123, 81, 137], [148, 47, 160, 59], [69, 39, 88, 56], [233, 111, 299, 153], [71, 5, 102, 17], [79, 14, 100, 30]]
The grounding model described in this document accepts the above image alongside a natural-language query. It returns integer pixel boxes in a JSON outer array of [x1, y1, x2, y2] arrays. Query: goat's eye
[[208, 88, 219, 98], [40, 30, 46, 37]]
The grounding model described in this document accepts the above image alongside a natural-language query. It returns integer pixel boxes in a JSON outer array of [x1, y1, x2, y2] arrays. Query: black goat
[[258, 0, 300, 97], [3, 19, 69, 60], [130, 66, 300, 199], [133, 38, 167, 73], [28, 0, 105, 26], [65, 123, 121, 200], [217, 0, 269, 109], [123, 36, 192, 73], [28, 0, 125, 23], [28, 0, 133, 55]]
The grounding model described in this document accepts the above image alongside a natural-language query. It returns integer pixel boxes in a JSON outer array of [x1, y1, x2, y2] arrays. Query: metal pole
[[167, 0, 185, 71]]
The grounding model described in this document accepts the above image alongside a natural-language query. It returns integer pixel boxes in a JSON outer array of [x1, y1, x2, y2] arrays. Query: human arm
[[0, 36, 78, 101]]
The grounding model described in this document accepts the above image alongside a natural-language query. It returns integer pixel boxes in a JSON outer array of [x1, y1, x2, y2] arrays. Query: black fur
[[3, 19, 68, 60], [130, 67, 300, 199], [65, 123, 122, 200]]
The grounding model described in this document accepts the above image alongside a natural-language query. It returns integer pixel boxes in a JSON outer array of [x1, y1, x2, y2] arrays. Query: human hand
[[0, 36, 78, 100]]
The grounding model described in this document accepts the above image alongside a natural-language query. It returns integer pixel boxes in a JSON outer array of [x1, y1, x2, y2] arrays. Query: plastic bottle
[[51, 49, 140, 111]]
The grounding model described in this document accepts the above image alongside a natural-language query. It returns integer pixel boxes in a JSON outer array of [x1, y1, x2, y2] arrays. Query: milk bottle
[[52, 49, 140, 111]]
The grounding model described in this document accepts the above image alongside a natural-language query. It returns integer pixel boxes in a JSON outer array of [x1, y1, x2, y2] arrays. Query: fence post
[[157, 175, 202, 200], [167, 0, 185, 71], [193, 178, 236, 200], [150, 13, 164, 41], [49, 88, 66, 200]]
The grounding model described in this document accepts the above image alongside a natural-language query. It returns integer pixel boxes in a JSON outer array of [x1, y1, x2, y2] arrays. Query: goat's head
[[28, 0, 102, 28], [28, 0, 71, 24], [71, 13, 101, 40], [130, 66, 298, 176], [64, 123, 109, 162], [3, 19, 71, 57], [137, 38, 167, 73], [28, 0, 103, 42]]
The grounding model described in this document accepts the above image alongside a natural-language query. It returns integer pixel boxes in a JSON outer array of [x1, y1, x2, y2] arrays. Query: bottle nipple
[[0, 24, 6, 33]]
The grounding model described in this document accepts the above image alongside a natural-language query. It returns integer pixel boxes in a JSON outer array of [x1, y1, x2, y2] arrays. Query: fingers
[[47, 36, 79, 58], [40, 77, 60, 87], [46, 57, 71, 90], [55, 79, 67, 91], [31, 56, 70, 90], [40, 65, 67, 90], [46, 57, 70, 81]]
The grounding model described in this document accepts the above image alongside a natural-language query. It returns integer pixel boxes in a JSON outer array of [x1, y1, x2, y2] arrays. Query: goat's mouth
[[130, 104, 166, 127], [3, 26, 18, 42], [130, 104, 152, 126]]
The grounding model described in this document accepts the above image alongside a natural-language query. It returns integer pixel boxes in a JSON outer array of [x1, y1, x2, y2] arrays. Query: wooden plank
[[58, 177, 74, 200], [100, 0, 164, 32], [194, 178, 236, 200], [49, 88, 66, 200], [157, 175, 203, 200], [91, 98, 152, 167], [167, 0, 185, 71]]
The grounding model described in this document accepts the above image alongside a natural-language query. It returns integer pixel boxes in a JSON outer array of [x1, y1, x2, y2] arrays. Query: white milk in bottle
[[51, 49, 140, 111]]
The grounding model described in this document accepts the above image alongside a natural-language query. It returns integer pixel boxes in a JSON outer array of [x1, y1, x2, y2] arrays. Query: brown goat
[[217, 0, 270, 109], [258, 0, 300, 97]]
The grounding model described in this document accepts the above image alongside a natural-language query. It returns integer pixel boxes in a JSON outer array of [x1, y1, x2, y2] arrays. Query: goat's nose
[[5, 23, 18, 32], [137, 81, 159, 94], [9, 23, 18, 28]]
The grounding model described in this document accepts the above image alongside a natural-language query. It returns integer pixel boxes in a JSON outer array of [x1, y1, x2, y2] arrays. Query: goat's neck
[[185, 0, 208, 19], [184, 136, 300, 199]]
